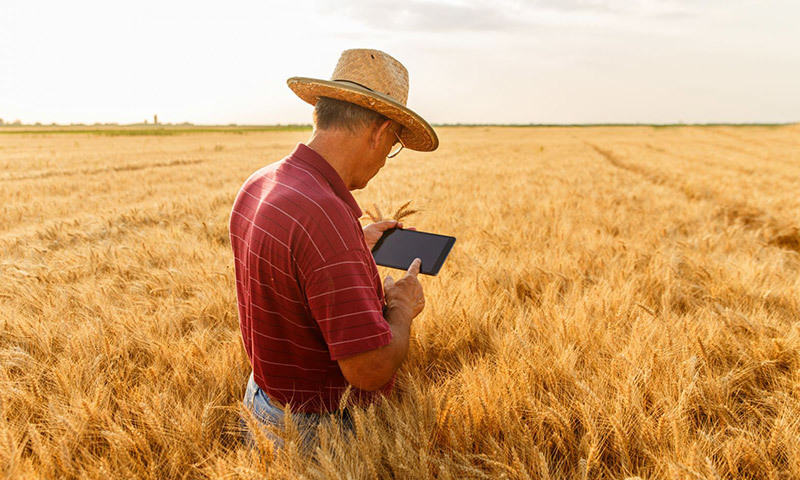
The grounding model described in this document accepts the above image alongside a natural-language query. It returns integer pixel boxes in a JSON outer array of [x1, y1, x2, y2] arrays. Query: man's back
[[230, 144, 393, 413]]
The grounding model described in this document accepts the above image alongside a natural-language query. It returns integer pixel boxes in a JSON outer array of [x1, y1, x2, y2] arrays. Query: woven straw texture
[[287, 49, 438, 152]]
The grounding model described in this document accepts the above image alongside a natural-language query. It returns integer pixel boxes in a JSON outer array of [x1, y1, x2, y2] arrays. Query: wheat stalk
[[364, 201, 419, 223]]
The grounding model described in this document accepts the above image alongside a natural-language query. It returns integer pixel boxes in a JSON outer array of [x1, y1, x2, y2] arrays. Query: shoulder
[[244, 160, 365, 268], [290, 184, 365, 271]]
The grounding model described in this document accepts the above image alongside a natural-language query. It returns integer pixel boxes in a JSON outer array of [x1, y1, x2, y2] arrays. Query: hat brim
[[287, 77, 439, 152]]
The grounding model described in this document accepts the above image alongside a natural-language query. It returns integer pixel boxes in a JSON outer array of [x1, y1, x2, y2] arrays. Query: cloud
[[315, 0, 747, 34], [317, 0, 536, 32]]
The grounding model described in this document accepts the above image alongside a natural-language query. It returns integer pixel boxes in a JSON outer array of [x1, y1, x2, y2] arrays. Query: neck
[[306, 128, 365, 190]]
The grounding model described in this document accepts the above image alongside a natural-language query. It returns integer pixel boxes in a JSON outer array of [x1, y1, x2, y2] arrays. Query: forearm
[[337, 259, 423, 392], [336, 306, 413, 391], [382, 305, 413, 371]]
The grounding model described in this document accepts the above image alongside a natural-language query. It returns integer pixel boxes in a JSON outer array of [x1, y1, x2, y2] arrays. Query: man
[[229, 49, 439, 448]]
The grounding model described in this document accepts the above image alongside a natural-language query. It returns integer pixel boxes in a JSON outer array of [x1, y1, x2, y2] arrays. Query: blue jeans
[[241, 372, 352, 452]]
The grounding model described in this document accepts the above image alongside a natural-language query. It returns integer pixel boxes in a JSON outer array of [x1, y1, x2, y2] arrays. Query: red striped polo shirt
[[229, 143, 394, 413]]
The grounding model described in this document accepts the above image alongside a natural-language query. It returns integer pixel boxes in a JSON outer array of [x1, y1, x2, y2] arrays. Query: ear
[[369, 119, 393, 150]]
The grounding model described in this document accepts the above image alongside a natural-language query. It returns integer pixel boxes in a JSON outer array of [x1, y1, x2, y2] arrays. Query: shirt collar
[[287, 143, 363, 218]]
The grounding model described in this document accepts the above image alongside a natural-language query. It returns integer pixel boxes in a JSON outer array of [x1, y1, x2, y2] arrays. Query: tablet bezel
[[370, 228, 456, 276]]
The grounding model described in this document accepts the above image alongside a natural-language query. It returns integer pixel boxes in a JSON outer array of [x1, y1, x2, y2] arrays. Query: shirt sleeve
[[303, 249, 392, 360]]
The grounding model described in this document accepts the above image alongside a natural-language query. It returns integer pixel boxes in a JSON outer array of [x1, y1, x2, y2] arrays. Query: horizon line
[[0, 121, 797, 130]]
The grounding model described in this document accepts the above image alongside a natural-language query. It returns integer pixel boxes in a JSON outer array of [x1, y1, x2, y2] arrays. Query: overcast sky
[[1, 0, 798, 125]]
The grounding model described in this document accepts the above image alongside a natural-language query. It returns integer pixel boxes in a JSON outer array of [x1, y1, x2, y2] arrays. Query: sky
[[1, 0, 798, 125]]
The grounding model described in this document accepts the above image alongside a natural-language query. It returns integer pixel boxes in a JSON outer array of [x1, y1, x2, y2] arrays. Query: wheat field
[[1, 125, 799, 479]]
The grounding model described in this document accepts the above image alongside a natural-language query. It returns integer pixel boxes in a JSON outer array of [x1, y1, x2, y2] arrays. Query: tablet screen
[[371, 228, 455, 276]]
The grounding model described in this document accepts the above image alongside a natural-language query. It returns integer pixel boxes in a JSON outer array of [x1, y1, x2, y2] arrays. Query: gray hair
[[313, 97, 388, 133]]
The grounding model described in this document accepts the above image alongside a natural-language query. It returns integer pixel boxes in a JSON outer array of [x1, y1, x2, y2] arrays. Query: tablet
[[371, 228, 456, 276]]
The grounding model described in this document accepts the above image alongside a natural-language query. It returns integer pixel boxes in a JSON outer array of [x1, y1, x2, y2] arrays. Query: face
[[353, 122, 401, 189]]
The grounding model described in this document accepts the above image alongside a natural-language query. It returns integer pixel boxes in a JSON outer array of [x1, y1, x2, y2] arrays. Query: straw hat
[[287, 49, 439, 152]]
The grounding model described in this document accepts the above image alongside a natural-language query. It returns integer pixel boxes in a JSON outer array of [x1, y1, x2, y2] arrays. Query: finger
[[368, 220, 396, 232], [406, 227, 417, 231], [397, 222, 403, 229], [406, 258, 421, 277]]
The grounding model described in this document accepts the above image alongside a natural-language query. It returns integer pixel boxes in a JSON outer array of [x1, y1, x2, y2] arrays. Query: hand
[[383, 258, 425, 321], [363, 220, 416, 250]]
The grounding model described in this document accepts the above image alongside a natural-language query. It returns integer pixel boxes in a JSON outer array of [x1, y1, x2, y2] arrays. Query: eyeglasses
[[387, 131, 404, 158]]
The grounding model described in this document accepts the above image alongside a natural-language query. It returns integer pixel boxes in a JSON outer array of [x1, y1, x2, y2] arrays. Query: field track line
[[0, 158, 207, 182], [691, 139, 800, 168], [586, 142, 800, 254], [584, 142, 697, 196], [703, 127, 800, 149], [641, 144, 762, 177], [695, 131, 800, 168], [0, 187, 231, 249]]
